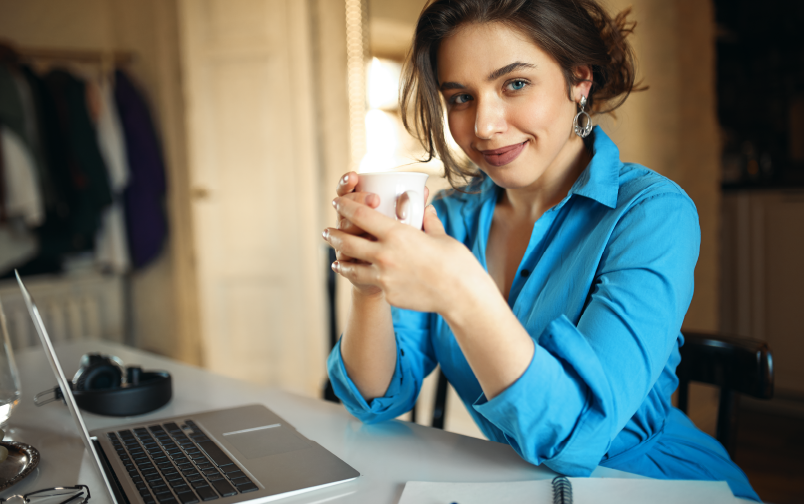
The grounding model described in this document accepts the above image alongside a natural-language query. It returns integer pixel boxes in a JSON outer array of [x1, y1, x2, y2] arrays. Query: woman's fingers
[[333, 196, 396, 239], [336, 171, 359, 197], [331, 260, 377, 287], [324, 226, 380, 263], [422, 204, 445, 236], [395, 187, 431, 221], [337, 192, 379, 234]]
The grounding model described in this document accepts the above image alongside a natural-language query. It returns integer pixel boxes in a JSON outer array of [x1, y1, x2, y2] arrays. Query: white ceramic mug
[[355, 172, 429, 229]]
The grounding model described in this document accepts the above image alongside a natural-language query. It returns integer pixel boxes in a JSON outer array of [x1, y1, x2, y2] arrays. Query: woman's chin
[[481, 165, 545, 191]]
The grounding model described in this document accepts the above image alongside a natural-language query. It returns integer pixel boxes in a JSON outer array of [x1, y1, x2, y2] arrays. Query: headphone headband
[[72, 353, 127, 389]]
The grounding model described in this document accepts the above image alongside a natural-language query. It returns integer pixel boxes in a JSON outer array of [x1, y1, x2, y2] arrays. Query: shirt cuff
[[326, 337, 410, 423]]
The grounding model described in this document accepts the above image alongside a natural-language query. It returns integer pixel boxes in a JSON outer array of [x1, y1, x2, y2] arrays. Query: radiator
[[0, 272, 126, 350]]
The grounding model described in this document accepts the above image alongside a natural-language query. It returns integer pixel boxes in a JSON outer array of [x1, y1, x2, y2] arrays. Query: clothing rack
[[17, 47, 134, 65], [0, 40, 134, 67]]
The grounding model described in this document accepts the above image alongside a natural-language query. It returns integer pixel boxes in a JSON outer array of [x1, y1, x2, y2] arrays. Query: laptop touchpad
[[225, 425, 311, 459]]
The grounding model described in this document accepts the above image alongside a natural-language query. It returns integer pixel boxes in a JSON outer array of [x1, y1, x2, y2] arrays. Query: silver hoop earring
[[573, 95, 592, 138]]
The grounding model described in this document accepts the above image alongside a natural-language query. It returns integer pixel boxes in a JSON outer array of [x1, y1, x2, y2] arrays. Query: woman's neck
[[501, 135, 592, 222]]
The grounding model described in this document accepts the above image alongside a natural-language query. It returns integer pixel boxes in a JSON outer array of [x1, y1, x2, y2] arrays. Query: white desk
[[1, 341, 650, 503]]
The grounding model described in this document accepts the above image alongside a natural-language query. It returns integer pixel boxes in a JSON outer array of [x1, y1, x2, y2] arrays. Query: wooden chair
[[429, 332, 774, 458], [676, 331, 773, 457]]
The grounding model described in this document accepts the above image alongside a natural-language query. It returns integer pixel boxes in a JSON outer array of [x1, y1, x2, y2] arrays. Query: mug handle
[[397, 190, 425, 228]]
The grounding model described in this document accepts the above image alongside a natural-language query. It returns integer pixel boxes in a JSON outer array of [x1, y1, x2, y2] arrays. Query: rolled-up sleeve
[[326, 307, 438, 423], [474, 193, 700, 475]]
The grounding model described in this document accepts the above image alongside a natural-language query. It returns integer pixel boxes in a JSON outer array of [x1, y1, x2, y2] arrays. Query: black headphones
[[35, 353, 172, 416]]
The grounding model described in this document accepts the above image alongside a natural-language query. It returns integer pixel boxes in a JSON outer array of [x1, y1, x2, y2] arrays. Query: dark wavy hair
[[400, 0, 644, 188]]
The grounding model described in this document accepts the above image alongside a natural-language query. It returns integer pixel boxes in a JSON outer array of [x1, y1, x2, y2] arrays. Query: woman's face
[[437, 22, 591, 191]]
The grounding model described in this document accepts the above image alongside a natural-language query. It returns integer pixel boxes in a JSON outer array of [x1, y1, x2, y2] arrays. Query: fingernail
[[331, 261, 340, 272], [332, 198, 338, 209], [341, 174, 349, 184], [322, 229, 329, 240], [366, 194, 377, 207], [398, 201, 409, 220], [426, 204, 437, 215]]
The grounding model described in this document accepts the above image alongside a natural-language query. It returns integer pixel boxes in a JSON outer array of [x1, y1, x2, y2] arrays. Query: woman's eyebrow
[[487, 62, 536, 81], [439, 62, 536, 91], [439, 81, 465, 91]]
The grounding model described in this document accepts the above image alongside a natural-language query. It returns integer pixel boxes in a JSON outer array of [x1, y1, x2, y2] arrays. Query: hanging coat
[[113, 70, 167, 269]]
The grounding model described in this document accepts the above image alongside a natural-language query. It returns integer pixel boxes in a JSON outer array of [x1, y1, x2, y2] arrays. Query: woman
[[322, 0, 758, 500]]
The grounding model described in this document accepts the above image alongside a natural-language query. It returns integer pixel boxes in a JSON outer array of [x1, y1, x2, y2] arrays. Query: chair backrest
[[677, 332, 773, 399], [432, 367, 449, 429], [323, 247, 340, 403], [676, 331, 773, 456]]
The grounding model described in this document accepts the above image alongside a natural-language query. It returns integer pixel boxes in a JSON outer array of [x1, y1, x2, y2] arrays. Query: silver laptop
[[15, 271, 360, 504]]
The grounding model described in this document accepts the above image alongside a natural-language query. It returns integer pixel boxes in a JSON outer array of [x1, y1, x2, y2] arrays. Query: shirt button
[[521, 269, 530, 277]]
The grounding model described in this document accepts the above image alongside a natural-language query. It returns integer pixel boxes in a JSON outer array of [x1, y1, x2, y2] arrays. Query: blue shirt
[[327, 127, 758, 501]]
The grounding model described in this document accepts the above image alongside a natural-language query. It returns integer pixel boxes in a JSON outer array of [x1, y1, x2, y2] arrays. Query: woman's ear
[[571, 65, 593, 101]]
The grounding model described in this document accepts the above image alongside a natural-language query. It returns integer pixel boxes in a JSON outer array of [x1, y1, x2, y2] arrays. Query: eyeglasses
[[0, 485, 90, 504]]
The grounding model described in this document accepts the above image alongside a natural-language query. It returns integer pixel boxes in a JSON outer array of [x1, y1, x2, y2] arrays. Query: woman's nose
[[474, 98, 506, 140]]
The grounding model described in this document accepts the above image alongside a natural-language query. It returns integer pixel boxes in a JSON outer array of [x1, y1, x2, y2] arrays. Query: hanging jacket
[[113, 69, 167, 269]]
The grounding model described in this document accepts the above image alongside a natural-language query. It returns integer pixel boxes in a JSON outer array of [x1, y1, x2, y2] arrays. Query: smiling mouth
[[480, 141, 528, 167]]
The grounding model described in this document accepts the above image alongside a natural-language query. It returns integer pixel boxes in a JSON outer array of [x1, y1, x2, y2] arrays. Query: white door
[[178, 0, 326, 396]]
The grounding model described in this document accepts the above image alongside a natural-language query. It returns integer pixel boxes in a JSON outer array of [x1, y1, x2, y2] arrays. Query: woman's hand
[[324, 197, 482, 316], [329, 172, 433, 298], [333, 171, 430, 238], [333, 172, 378, 246], [329, 172, 383, 296]]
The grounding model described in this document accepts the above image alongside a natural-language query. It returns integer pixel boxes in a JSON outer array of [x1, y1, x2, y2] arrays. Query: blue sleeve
[[326, 307, 438, 423], [474, 193, 700, 476]]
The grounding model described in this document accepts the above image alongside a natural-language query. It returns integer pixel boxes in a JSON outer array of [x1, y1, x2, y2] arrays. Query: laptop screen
[[15, 270, 119, 504]]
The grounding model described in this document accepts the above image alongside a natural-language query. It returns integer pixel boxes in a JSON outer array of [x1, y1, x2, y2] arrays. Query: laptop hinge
[[93, 439, 130, 504]]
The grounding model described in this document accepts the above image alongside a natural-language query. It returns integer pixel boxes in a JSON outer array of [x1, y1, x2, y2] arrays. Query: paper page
[[398, 478, 739, 504]]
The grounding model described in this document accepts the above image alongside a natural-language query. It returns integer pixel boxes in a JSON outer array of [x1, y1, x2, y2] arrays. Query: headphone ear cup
[[74, 355, 124, 391]]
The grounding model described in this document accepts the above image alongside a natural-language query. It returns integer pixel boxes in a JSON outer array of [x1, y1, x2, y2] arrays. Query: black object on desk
[[35, 353, 172, 416]]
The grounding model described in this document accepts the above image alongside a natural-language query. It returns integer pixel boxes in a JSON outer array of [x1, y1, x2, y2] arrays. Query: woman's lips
[[480, 141, 527, 167]]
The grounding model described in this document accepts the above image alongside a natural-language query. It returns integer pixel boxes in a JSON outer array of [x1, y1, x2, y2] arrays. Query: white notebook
[[398, 477, 740, 504]]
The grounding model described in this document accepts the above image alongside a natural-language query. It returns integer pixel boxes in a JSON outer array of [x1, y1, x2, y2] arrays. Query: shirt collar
[[568, 126, 621, 209]]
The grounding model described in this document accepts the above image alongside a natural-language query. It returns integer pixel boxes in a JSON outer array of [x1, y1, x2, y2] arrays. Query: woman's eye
[[507, 80, 527, 91], [451, 93, 472, 105]]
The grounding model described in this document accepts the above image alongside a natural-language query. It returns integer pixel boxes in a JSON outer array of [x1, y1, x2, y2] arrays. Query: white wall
[[600, 0, 720, 333]]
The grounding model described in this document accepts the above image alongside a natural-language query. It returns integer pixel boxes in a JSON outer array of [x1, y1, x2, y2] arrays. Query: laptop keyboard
[[108, 420, 259, 504]]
